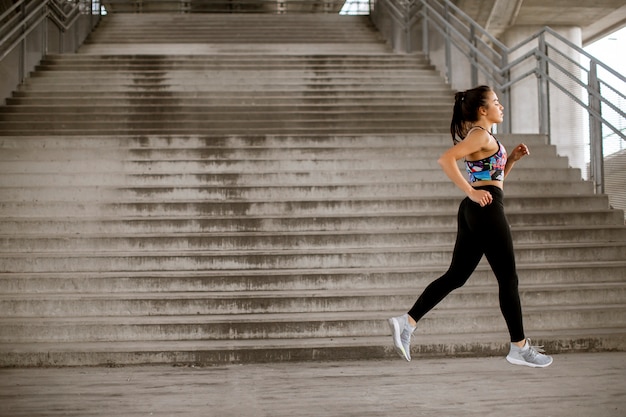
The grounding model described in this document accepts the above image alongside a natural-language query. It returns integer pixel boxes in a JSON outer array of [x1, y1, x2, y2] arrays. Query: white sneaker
[[387, 314, 416, 361], [506, 338, 553, 368]]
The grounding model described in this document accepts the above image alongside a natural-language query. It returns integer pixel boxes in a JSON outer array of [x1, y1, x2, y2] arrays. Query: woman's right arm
[[437, 133, 494, 207]]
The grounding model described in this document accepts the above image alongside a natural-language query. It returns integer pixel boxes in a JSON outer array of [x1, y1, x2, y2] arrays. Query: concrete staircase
[[0, 13, 625, 366]]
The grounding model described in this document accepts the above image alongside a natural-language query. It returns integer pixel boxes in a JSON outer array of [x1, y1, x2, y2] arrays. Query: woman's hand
[[469, 189, 493, 207], [509, 143, 530, 162], [503, 143, 530, 179]]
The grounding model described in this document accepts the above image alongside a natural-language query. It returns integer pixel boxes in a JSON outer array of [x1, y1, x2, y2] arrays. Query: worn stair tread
[[0, 195, 608, 209], [0, 260, 624, 273], [0, 198, 609, 211], [0, 184, 594, 194], [0, 133, 544, 145], [0, 306, 624, 327], [1, 224, 623, 238], [1, 281, 623, 300], [1, 328, 625, 353], [0, 263, 624, 295], [0, 260, 623, 278], [2, 210, 617, 220], [1, 240, 623, 256], [3, 332, 625, 366]]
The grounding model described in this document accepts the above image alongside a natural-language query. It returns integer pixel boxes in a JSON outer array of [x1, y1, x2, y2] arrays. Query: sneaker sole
[[506, 355, 553, 368], [387, 318, 410, 362]]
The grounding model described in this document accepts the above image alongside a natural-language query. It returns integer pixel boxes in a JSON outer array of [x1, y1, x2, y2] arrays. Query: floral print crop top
[[464, 131, 507, 183]]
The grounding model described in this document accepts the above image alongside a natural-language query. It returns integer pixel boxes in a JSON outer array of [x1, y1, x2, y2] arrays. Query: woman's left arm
[[504, 143, 530, 179]]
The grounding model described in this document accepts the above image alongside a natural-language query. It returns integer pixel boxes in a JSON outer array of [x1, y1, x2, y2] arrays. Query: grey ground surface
[[0, 352, 624, 417]]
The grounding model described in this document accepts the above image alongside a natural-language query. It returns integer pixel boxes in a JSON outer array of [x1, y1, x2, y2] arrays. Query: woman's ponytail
[[449, 85, 492, 144]]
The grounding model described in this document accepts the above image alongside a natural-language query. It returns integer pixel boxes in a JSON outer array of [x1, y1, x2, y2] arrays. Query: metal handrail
[[0, 0, 101, 100], [48, 0, 83, 31], [371, 0, 625, 194]]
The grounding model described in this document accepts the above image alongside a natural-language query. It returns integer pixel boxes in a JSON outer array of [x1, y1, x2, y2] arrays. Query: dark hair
[[450, 85, 492, 144]]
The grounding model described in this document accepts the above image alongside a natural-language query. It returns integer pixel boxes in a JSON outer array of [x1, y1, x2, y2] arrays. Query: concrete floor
[[0, 352, 624, 417]]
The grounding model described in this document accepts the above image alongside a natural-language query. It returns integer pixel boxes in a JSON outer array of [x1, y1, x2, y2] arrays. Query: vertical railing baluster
[[18, 0, 26, 84], [500, 50, 510, 133], [443, 1, 451, 83], [469, 25, 477, 86], [588, 61, 604, 194], [42, 1, 48, 56], [537, 34, 550, 137], [421, 3, 428, 55]]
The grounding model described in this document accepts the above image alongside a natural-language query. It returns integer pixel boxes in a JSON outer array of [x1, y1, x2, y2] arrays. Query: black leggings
[[407, 185, 525, 342]]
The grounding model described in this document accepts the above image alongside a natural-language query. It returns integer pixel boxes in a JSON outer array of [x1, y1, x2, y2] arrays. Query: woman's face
[[481, 90, 504, 123]]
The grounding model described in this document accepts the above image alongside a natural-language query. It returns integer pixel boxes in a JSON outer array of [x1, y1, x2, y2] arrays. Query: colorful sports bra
[[464, 127, 507, 183]]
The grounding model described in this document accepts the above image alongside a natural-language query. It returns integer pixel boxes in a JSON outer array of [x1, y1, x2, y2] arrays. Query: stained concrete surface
[[0, 352, 624, 417]]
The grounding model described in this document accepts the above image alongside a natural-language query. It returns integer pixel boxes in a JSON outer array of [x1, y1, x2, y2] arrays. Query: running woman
[[388, 85, 553, 368]]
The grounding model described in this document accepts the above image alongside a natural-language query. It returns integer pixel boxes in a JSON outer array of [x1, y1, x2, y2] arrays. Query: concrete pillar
[[502, 26, 586, 173]]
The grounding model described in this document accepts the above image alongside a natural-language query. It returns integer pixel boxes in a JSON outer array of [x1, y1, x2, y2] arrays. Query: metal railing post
[[588, 61, 604, 194], [405, 3, 411, 53], [537, 34, 550, 137], [18, 0, 26, 84], [421, 3, 428, 55], [59, 11, 65, 53], [43, 2, 48, 56], [500, 51, 510, 133], [443, 1, 451, 83], [469, 25, 477, 86]]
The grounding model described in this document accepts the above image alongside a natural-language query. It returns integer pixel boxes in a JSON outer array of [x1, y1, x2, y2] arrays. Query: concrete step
[[2, 328, 625, 366], [0, 182, 597, 202], [32, 63, 435, 71], [87, 34, 374, 41], [1, 287, 625, 319], [27, 68, 442, 78], [77, 43, 394, 55], [19, 78, 449, 89], [1, 261, 624, 294], [86, 34, 383, 44], [0, 209, 622, 230], [8, 90, 454, 101], [86, 35, 383, 42], [0, 133, 549, 148], [12, 82, 449, 91], [1, 242, 624, 273], [5, 96, 453, 107], [0, 110, 452, 124], [41, 53, 426, 63], [0, 168, 583, 186], [24, 55, 436, 71], [1, 296, 625, 341], [86, 14, 383, 43], [0, 143, 562, 163], [2, 97, 453, 109], [0, 103, 451, 114], [0, 142, 549, 156], [0, 194, 612, 216], [11, 85, 451, 94], [2, 225, 625, 251], [0, 122, 452, 136], [19, 81, 445, 91]]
